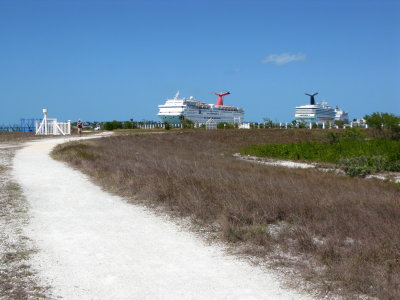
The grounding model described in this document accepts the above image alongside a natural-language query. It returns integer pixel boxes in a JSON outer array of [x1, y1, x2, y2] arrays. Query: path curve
[[12, 136, 312, 300]]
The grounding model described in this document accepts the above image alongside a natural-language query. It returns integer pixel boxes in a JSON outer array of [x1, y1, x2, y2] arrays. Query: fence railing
[[35, 119, 71, 135], [129, 121, 368, 130]]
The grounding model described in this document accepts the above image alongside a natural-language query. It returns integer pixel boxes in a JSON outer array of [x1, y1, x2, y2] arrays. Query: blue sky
[[0, 0, 399, 123]]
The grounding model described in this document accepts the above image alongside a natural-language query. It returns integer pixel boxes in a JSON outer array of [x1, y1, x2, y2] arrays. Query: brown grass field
[[52, 129, 400, 299], [0, 132, 39, 143]]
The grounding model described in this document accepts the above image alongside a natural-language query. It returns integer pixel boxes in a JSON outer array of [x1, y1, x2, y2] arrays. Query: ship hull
[[158, 115, 182, 124], [295, 104, 336, 124], [158, 110, 244, 124]]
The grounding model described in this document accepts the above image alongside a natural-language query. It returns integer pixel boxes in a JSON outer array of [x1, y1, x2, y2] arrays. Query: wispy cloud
[[261, 53, 306, 65], [233, 67, 240, 73]]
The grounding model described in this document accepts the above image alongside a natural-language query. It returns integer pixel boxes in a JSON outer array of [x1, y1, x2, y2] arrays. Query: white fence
[[35, 119, 71, 135]]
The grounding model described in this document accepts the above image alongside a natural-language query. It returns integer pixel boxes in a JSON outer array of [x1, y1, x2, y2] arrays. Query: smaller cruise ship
[[295, 93, 347, 124], [334, 107, 349, 122]]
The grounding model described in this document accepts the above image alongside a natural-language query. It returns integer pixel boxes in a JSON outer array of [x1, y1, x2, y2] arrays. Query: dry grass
[[52, 130, 400, 299], [0, 132, 39, 143], [0, 130, 90, 144]]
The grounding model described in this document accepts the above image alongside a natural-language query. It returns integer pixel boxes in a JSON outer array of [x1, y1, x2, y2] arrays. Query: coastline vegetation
[[52, 129, 400, 299], [241, 129, 400, 176]]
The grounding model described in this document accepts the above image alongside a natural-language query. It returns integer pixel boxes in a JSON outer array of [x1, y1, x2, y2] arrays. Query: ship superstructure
[[295, 93, 347, 124], [158, 91, 244, 124]]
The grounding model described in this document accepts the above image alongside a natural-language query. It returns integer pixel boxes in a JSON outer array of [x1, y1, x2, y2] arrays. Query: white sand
[[12, 136, 312, 300], [234, 153, 315, 169]]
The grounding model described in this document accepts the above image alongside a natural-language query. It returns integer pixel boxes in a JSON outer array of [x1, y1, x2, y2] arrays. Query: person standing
[[77, 120, 83, 137]]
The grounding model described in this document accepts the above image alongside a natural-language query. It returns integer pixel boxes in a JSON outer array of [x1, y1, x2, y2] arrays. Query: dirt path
[[1, 144, 49, 298], [12, 136, 313, 299]]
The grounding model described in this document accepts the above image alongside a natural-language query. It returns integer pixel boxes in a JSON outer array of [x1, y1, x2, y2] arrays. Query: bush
[[365, 112, 400, 139], [298, 122, 307, 128], [181, 118, 194, 129], [102, 120, 123, 131], [337, 154, 400, 177], [342, 127, 366, 141], [242, 138, 400, 174], [337, 156, 373, 177], [164, 121, 171, 130], [334, 120, 346, 128], [326, 132, 341, 144], [217, 122, 234, 129], [122, 121, 138, 129]]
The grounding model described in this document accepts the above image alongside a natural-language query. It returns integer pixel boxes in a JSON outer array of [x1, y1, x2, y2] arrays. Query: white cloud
[[261, 53, 306, 65]]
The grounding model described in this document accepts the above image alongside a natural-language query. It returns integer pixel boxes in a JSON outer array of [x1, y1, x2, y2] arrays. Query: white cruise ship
[[295, 93, 344, 124], [334, 107, 349, 122], [158, 91, 244, 124]]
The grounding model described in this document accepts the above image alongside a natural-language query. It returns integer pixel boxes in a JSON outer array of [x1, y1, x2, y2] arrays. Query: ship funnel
[[305, 92, 318, 105], [215, 92, 230, 106]]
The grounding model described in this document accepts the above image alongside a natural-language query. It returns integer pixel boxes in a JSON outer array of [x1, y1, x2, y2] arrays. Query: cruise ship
[[334, 106, 349, 122], [158, 91, 244, 124], [295, 93, 347, 124]]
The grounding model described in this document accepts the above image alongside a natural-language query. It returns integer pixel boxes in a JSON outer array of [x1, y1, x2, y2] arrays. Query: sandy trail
[[12, 136, 312, 299]]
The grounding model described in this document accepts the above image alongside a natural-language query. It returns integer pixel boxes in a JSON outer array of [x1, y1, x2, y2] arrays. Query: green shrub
[[242, 138, 400, 175], [102, 120, 123, 131], [326, 132, 341, 144], [365, 112, 400, 139], [342, 127, 366, 141], [217, 122, 235, 129], [181, 118, 194, 129], [337, 155, 400, 177], [337, 156, 373, 177], [334, 120, 346, 128], [122, 121, 137, 129], [386, 160, 400, 172], [164, 121, 171, 130]]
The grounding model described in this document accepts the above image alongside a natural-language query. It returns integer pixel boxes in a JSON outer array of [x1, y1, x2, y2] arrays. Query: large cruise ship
[[158, 91, 244, 124], [295, 93, 347, 124]]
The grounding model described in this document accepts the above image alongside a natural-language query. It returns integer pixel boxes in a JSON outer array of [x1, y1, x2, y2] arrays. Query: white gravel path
[[12, 136, 313, 300]]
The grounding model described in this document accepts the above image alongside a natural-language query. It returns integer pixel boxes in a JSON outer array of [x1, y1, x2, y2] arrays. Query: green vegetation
[[102, 120, 140, 130], [364, 112, 400, 139], [102, 120, 123, 130], [337, 155, 400, 177], [334, 120, 346, 128], [217, 122, 235, 129], [122, 121, 138, 129], [241, 128, 400, 176], [163, 121, 171, 130], [179, 116, 195, 129], [364, 112, 400, 131]]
